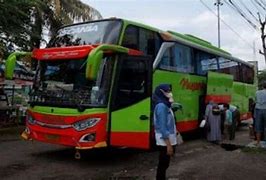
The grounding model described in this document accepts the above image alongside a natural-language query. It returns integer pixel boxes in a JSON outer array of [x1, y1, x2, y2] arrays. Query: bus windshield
[[29, 56, 114, 108], [48, 20, 122, 47]]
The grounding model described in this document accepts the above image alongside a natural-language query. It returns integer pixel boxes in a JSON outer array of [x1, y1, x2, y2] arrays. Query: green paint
[[86, 44, 128, 80], [207, 72, 233, 96], [111, 98, 150, 132], [167, 31, 230, 55], [30, 106, 107, 116], [153, 70, 206, 122], [5, 51, 31, 79], [232, 82, 256, 113]]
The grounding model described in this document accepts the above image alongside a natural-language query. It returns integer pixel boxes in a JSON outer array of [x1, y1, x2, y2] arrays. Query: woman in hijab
[[153, 84, 176, 180]]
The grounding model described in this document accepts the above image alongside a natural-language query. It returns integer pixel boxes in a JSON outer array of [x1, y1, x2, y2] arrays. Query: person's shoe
[[247, 141, 260, 148]]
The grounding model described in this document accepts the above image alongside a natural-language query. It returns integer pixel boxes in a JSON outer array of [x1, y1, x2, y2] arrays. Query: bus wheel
[[75, 150, 81, 160]]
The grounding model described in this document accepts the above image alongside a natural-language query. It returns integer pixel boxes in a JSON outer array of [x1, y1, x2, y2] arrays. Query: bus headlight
[[27, 114, 35, 125], [72, 118, 100, 131]]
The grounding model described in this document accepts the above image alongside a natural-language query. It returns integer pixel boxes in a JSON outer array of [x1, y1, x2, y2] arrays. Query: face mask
[[165, 92, 174, 103], [161, 89, 174, 103]]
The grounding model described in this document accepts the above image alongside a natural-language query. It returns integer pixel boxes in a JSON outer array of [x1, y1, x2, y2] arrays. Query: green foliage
[[0, 0, 34, 52], [0, 0, 102, 58]]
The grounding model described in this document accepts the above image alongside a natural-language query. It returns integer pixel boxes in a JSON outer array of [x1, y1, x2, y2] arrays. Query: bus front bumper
[[21, 121, 107, 149]]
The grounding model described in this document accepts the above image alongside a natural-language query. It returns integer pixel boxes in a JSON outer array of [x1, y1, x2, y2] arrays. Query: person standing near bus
[[255, 82, 266, 146], [205, 101, 222, 144], [229, 104, 239, 140], [153, 84, 176, 180], [223, 104, 233, 140]]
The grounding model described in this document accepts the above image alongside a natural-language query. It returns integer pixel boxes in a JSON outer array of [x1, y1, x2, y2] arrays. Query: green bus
[[6, 18, 255, 154]]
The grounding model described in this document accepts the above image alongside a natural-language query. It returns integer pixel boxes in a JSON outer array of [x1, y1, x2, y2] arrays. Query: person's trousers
[[156, 146, 175, 180], [230, 109, 240, 140]]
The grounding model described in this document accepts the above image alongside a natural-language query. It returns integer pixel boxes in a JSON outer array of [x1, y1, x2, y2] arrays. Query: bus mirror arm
[[85, 44, 129, 80]]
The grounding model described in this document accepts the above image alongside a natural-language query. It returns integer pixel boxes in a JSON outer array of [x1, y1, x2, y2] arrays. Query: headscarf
[[152, 84, 172, 108]]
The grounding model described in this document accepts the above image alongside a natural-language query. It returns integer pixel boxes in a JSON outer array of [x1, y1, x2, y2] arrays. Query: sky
[[82, 0, 265, 70]]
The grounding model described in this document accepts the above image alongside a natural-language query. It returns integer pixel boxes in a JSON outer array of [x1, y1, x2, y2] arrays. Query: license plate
[[45, 134, 60, 141]]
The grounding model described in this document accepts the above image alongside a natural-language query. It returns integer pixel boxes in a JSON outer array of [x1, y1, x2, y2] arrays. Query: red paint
[[111, 132, 150, 149], [205, 95, 231, 104], [176, 120, 199, 132], [128, 49, 144, 56], [180, 78, 206, 91], [32, 45, 143, 61], [32, 45, 97, 60], [28, 110, 105, 125], [27, 112, 108, 148]]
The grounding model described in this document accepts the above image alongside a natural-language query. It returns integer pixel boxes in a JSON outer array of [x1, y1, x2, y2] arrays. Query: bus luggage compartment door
[[205, 71, 233, 104]]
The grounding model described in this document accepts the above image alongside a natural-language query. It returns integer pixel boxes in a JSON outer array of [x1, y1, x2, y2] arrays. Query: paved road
[[0, 126, 266, 180]]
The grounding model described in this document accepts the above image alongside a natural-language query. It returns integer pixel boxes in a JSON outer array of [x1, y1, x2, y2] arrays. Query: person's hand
[[167, 144, 174, 156]]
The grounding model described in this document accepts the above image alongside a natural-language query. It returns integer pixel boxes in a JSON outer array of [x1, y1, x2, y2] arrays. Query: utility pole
[[214, 0, 223, 48]]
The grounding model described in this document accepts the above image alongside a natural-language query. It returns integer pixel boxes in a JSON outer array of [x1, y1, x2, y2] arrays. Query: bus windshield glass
[[48, 20, 122, 47], [29, 56, 114, 108]]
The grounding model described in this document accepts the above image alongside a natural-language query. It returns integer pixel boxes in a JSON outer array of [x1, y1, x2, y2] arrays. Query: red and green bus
[[5, 18, 256, 155]]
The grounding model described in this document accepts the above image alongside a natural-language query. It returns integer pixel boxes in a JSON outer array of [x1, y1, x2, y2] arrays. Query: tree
[[0, 0, 102, 55], [258, 13, 266, 66], [30, 0, 102, 49], [224, 0, 266, 65], [0, 0, 34, 53]]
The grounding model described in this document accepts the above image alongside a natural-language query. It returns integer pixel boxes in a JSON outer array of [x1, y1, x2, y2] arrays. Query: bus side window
[[172, 44, 194, 73], [158, 43, 194, 73], [122, 25, 162, 60], [122, 26, 139, 50], [195, 50, 218, 75], [240, 64, 254, 84], [139, 28, 162, 60], [113, 57, 150, 110], [218, 57, 241, 81], [158, 48, 175, 71]]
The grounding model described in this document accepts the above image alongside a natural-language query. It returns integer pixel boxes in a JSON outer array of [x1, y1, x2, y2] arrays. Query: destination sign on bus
[[58, 24, 98, 36]]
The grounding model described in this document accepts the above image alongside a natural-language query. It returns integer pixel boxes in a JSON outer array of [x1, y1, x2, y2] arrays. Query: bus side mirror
[[5, 51, 31, 80], [5, 53, 17, 79], [85, 44, 129, 80]]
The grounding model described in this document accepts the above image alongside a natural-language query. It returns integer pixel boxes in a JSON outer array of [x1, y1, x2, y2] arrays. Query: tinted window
[[122, 25, 162, 59], [122, 26, 138, 49], [113, 56, 150, 109], [218, 57, 240, 81], [240, 64, 254, 84], [158, 48, 173, 70], [49, 20, 122, 47], [158, 44, 194, 73], [172, 44, 193, 73], [195, 50, 218, 75]]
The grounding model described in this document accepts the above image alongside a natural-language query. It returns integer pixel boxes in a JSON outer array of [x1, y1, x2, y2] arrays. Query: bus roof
[[58, 18, 254, 68], [165, 31, 253, 68], [120, 18, 254, 68]]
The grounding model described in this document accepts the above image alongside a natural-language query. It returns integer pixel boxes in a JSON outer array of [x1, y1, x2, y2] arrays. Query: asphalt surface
[[0, 125, 266, 180]]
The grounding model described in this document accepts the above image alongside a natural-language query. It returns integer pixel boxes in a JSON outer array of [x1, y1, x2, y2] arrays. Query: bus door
[[205, 71, 233, 104], [109, 55, 152, 149]]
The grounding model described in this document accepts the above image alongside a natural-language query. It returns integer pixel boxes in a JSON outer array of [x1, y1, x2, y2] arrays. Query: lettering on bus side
[[180, 78, 206, 91]]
